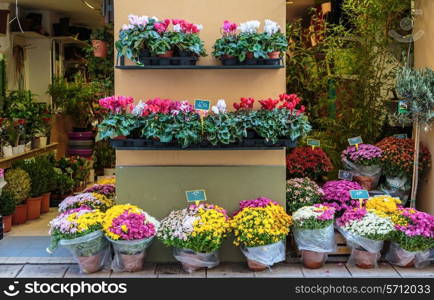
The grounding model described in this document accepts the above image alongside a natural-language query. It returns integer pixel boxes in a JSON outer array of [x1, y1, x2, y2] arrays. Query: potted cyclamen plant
[[262, 19, 288, 64], [213, 20, 240, 65], [231, 198, 292, 271], [341, 144, 383, 190], [150, 19, 173, 65], [336, 208, 394, 269], [104, 204, 159, 272], [170, 19, 206, 65], [48, 207, 110, 274], [292, 204, 336, 269], [238, 20, 266, 64], [386, 207, 434, 268], [158, 203, 230, 273]]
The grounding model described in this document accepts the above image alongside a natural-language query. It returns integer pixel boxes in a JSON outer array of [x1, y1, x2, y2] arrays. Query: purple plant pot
[[68, 131, 93, 140], [67, 149, 93, 157]]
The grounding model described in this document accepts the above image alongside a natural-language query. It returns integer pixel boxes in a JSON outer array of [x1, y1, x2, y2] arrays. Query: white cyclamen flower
[[173, 24, 182, 32], [122, 24, 134, 31], [239, 20, 260, 34], [132, 101, 146, 116], [212, 99, 227, 114], [196, 24, 203, 31], [264, 19, 280, 35]]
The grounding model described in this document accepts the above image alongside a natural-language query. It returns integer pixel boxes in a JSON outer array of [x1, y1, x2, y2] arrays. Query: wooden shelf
[[116, 64, 284, 70], [11, 31, 50, 39], [0, 143, 58, 169]]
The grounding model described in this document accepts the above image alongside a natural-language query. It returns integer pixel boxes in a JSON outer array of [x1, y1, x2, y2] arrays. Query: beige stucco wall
[[414, 0, 434, 214], [114, 0, 286, 105]]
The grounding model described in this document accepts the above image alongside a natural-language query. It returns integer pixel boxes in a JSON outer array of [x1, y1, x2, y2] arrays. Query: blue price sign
[[185, 190, 207, 202], [307, 139, 321, 147], [398, 100, 409, 114], [348, 136, 363, 146], [338, 170, 353, 181], [349, 190, 369, 200], [393, 134, 408, 139], [194, 100, 210, 111]]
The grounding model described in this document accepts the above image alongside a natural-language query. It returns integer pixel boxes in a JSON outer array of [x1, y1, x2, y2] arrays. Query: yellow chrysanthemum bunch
[[191, 206, 231, 247], [231, 202, 292, 248], [68, 209, 105, 233], [366, 195, 401, 219], [98, 177, 116, 185], [92, 193, 115, 211]]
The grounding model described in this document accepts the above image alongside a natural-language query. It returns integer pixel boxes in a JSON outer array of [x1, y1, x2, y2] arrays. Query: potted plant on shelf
[[341, 144, 383, 190], [47, 207, 110, 274], [3, 168, 31, 225], [2, 119, 19, 157], [238, 20, 266, 64], [149, 19, 173, 64], [231, 198, 292, 271], [170, 19, 206, 65], [376, 137, 431, 203], [158, 203, 230, 273], [116, 15, 160, 65], [292, 204, 336, 269], [286, 177, 324, 214], [262, 19, 288, 64], [212, 20, 240, 65], [0, 190, 16, 232], [386, 207, 434, 268], [104, 204, 159, 272], [336, 207, 394, 269], [35, 110, 52, 148], [91, 28, 108, 58]]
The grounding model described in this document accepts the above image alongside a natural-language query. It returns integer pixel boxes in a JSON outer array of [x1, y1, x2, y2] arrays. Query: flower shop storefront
[[112, 0, 289, 262]]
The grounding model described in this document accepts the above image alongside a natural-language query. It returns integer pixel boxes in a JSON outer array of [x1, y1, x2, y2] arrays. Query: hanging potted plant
[[104, 204, 159, 272], [262, 19, 288, 64], [292, 204, 336, 269], [0, 190, 16, 233], [386, 207, 434, 268], [212, 20, 240, 65], [47, 207, 110, 274], [231, 198, 292, 271], [341, 144, 382, 190], [158, 203, 230, 273], [3, 168, 31, 225], [91, 28, 108, 58], [336, 207, 394, 269]]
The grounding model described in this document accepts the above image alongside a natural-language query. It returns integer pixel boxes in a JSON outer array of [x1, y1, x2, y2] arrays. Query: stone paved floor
[[0, 262, 433, 278]]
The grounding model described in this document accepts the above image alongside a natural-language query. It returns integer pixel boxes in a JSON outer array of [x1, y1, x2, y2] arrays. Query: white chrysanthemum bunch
[[343, 212, 394, 240]]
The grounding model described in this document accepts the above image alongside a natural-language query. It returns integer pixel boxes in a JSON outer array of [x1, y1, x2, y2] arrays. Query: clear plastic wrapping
[[385, 242, 431, 269], [336, 226, 383, 268], [381, 176, 410, 204], [59, 230, 111, 274], [342, 157, 381, 190], [108, 237, 155, 272], [241, 240, 285, 269], [173, 248, 219, 273], [294, 224, 337, 253]]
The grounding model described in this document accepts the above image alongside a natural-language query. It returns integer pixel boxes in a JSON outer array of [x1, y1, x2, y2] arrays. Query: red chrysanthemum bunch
[[286, 146, 333, 181]]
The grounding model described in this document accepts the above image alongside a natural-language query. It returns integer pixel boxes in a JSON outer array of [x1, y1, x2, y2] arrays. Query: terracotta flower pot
[[12, 204, 27, 225], [77, 254, 103, 273], [26, 196, 42, 220], [247, 259, 267, 272], [302, 250, 326, 269], [158, 50, 174, 58], [268, 51, 281, 59], [2, 215, 12, 232], [353, 249, 377, 269], [119, 252, 146, 272], [353, 175, 376, 191], [40, 193, 51, 214], [92, 40, 108, 58]]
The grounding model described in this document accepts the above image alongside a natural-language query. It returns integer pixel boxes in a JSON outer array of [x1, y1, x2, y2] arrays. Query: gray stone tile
[[64, 265, 111, 278], [0, 249, 24, 257], [17, 264, 69, 278], [110, 263, 157, 278], [254, 263, 303, 278], [302, 263, 351, 278], [392, 264, 434, 278], [206, 262, 254, 278], [0, 265, 24, 278], [346, 262, 400, 278], [156, 263, 205, 278]]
